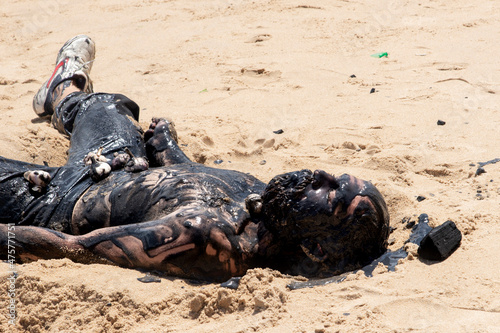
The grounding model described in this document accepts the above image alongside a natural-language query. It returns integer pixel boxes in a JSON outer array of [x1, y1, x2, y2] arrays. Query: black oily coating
[[0, 157, 93, 232], [79, 163, 266, 230], [301, 175, 389, 275], [261, 169, 314, 234], [66, 94, 146, 166], [262, 172, 390, 277]]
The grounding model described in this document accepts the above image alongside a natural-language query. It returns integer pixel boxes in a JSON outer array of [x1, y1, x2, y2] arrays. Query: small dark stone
[[106, 302, 112, 307], [418, 220, 462, 261], [259, 160, 267, 165], [220, 277, 241, 290], [369, 88, 376, 94], [137, 274, 161, 283], [469, 163, 476, 167], [475, 167, 486, 176], [405, 221, 416, 229], [416, 195, 426, 202], [350, 74, 356, 78], [214, 159, 223, 165], [273, 129, 284, 134], [437, 120, 446, 126]]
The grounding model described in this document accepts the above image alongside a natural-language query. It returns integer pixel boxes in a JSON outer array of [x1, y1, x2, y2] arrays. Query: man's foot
[[144, 117, 178, 143], [33, 35, 96, 117]]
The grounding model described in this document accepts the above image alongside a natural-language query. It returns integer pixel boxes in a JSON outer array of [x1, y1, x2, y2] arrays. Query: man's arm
[[0, 211, 254, 280], [1, 223, 80, 263], [0, 218, 195, 272]]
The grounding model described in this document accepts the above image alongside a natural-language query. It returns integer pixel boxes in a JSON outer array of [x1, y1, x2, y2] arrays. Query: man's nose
[[312, 170, 339, 190]]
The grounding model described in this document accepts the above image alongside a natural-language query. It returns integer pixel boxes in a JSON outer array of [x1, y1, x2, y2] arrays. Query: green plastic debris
[[371, 52, 388, 58], [199, 88, 208, 93]]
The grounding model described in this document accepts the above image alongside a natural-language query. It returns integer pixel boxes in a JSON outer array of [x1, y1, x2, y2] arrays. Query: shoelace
[[76, 59, 95, 72]]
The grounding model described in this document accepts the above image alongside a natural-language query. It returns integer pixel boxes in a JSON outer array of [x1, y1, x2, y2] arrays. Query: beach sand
[[1, 0, 499, 332]]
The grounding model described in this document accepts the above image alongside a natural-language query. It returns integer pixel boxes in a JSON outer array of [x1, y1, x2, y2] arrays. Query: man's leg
[[0, 157, 58, 223], [53, 92, 146, 166], [0, 35, 148, 229], [33, 34, 95, 118], [33, 35, 147, 167]]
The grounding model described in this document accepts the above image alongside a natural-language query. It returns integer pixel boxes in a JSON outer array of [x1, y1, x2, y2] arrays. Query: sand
[[1, 0, 499, 332]]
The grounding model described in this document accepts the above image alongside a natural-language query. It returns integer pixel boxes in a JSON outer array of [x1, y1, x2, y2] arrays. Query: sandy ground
[[1, 0, 500, 332]]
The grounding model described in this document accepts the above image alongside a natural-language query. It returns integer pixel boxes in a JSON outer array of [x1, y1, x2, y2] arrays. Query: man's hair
[[261, 169, 314, 233]]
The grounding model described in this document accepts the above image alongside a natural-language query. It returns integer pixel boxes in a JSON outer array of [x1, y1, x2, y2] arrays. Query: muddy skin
[[0, 116, 390, 282], [260, 169, 390, 278], [287, 214, 432, 290]]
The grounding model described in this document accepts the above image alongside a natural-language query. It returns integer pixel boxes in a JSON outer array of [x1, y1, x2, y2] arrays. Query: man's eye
[[312, 179, 321, 190]]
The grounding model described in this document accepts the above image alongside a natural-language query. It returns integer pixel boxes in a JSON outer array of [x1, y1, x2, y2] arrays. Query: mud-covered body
[[0, 91, 390, 282], [72, 163, 265, 233], [70, 163, 267, 281]]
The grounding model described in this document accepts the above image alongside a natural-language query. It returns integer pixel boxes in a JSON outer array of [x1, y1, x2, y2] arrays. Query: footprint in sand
[[254, 138, 275, 148], [239, 67, 282, 78], [202, 136, 214, 147], [341, 141, 381, 155], [231, 137, 276, 157], [245, 34, 272, 43]]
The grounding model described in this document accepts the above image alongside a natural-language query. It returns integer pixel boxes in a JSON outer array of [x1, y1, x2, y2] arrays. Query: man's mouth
[[300, 239, 328, 263]]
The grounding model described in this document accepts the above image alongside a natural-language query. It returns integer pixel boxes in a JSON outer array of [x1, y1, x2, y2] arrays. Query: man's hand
[[145, 117, 191, 166]]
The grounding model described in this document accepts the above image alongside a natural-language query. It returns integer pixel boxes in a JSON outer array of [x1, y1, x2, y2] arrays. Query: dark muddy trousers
[[0, 92, 145, 231]]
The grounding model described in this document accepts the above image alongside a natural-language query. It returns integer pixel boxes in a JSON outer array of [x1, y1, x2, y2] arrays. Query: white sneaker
[[33, 35, 96, 117]]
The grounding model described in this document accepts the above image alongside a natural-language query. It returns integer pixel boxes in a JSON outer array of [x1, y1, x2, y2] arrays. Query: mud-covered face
[[289, 169, 340, 220], [261, 169, 390, 277]]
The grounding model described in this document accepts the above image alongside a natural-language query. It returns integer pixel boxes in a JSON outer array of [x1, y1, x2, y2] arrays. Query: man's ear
[[245, 194, 262, 216]]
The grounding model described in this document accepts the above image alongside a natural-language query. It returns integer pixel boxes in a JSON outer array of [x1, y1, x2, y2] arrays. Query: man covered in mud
[[0, 35, 390, 281]]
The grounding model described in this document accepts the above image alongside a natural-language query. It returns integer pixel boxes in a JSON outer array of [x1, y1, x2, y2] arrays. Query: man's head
[[260, 169, 390, 277]]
